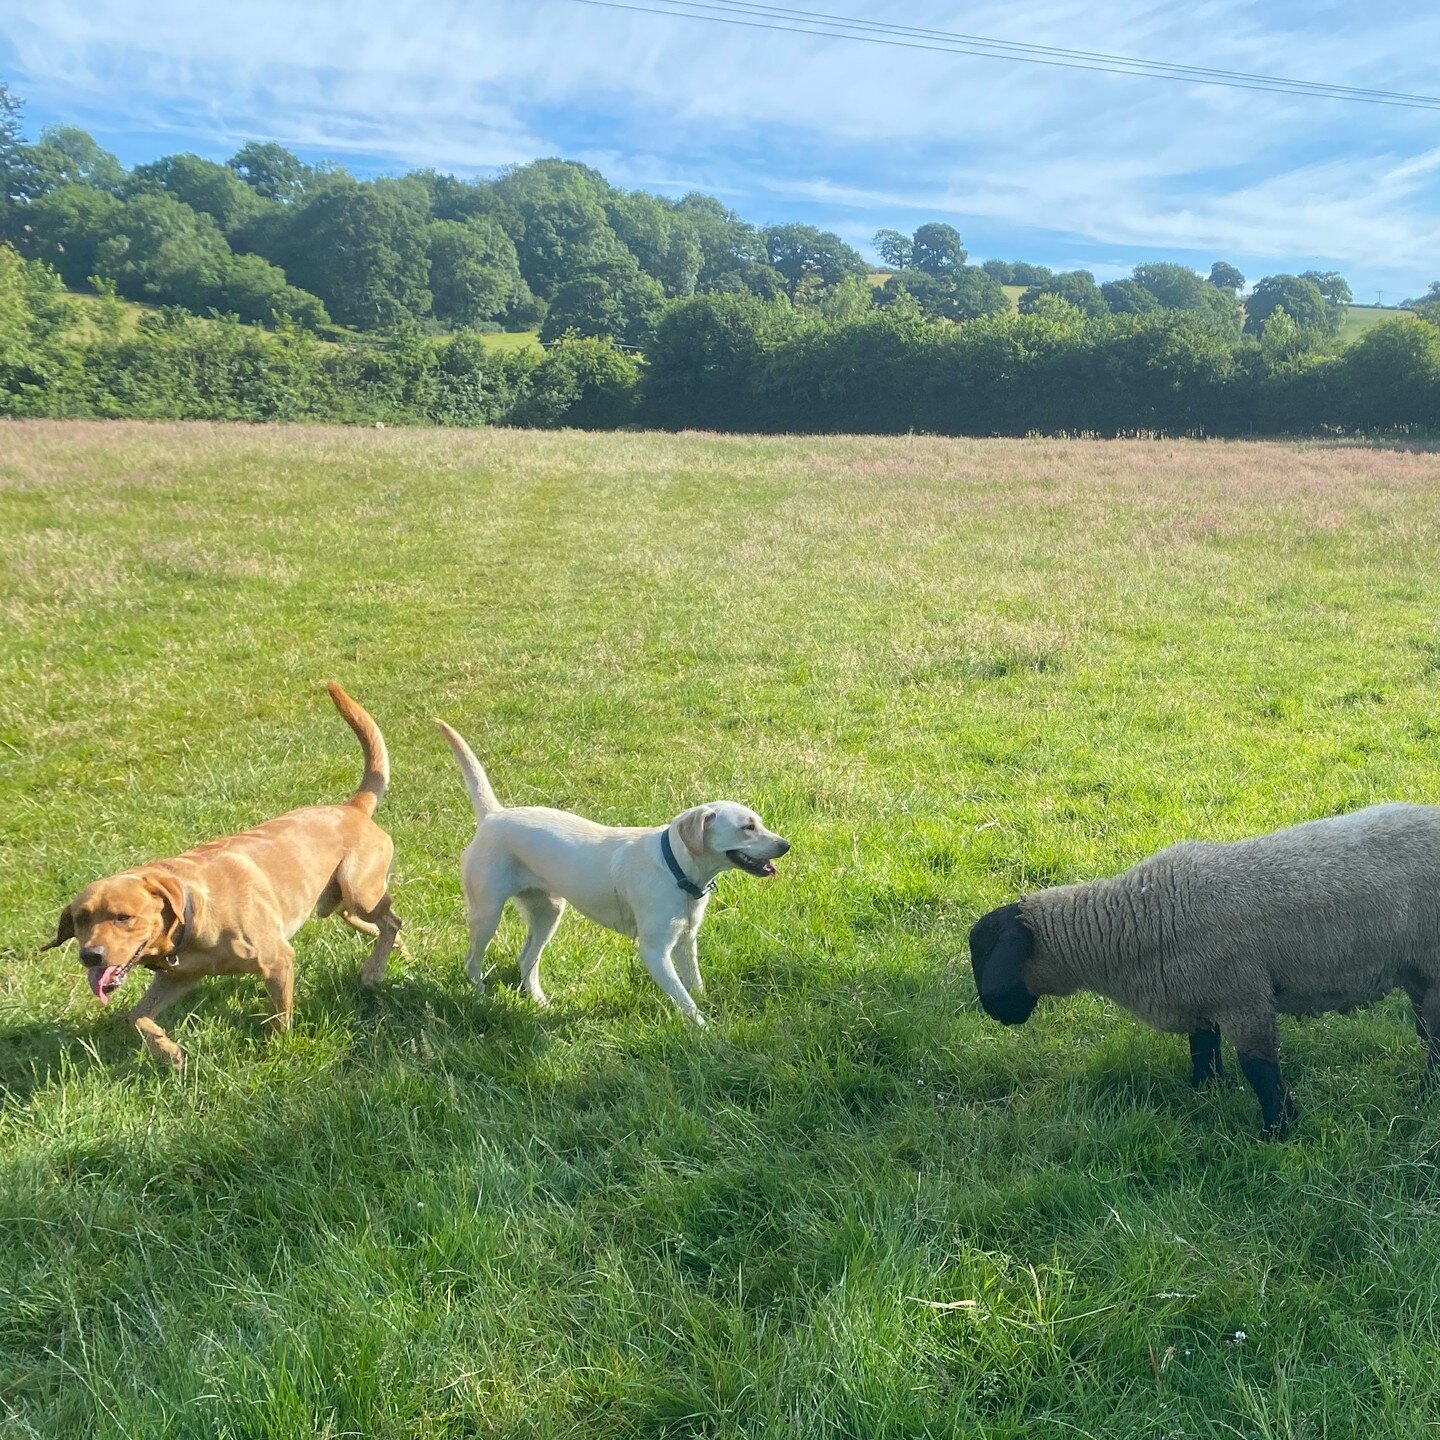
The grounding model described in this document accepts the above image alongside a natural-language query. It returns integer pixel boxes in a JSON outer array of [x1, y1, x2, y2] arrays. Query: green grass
[[476, 328, 542, 353], [4, 424, 1440, 1437], [1338, 304, 1405, 343]]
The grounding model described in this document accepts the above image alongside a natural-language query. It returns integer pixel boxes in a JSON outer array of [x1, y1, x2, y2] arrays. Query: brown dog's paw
[[148, 1040, 186, 1072]]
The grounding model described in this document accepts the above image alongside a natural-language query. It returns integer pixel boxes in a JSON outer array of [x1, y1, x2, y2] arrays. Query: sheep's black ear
[[969, 903, 1038, 1026]]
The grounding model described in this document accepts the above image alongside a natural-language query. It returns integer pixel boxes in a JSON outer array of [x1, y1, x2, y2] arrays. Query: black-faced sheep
[[969, 803, 1440, 1137]]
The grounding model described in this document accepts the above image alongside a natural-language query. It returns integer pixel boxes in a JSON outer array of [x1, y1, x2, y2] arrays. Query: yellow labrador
[[45, 684, 402, 1067], [437, 721, 788, 1024]]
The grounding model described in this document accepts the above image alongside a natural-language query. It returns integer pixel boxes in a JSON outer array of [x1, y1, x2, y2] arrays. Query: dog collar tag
[[164, 889, 194, 966]]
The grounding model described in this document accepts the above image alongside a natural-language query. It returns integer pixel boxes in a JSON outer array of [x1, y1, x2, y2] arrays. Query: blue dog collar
[[660, 828, 713, 900]]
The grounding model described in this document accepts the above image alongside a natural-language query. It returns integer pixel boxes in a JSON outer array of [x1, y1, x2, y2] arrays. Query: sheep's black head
[[969, 902, 1038, 1025]]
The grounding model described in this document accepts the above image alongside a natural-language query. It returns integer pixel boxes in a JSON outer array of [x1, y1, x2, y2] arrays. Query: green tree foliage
[[272, 182, 431, 328], [1300, 269, 1353, 307], [873, 228, 913, 270], [8, 236, 1440, 437], [605, 190, 701, 297], [539, 256, 665, 346], [227, 141, 314, 202], [879, 266, 1007, 322], [644, 289, 799, 427], [1245, 273, 1338, 337], [1333, 316, 1440, 430], [94, 190, 233, 301], [73, 190, 328, 326], [491, 159, 626, 299], [15, 183, 124, 287], [24, 126, 124, 195], [0, 243, 78, 409], [674, 193, 775, 294], [511, 334, 641, 428], [1018, 270, 1107, 317], [761, 223, 868, 296], [212, 251, 328, 328], [410, 169, 497, 224], [1258, 306, 1305, 363], [911, 222, 966, 275], [1101, 278, 1159, 314], [1112, 263, 1242, 335], [1208, 261, 1245, 292], [426, 217, 531, 328], [808, 273, 877, 322], [1404, 281, 1440, 325], [983, 260, 1053, 285], [1128, 262, 1212, 310], [0, 81, 34, 208], [129, 153, 262, 234]]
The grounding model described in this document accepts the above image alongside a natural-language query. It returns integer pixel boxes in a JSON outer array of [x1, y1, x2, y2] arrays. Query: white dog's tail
[[436, 720, 503, 820]]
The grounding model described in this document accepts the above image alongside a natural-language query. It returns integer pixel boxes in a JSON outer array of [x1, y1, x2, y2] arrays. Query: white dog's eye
[[744, 821, 757, 831]]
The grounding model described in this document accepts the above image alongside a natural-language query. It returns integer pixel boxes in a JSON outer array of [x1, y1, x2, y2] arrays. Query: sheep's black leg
[[1412, 991, 1440, 1093], [1189, 1026, 1223, 1087], [1237, 1051, 1297, 1140]]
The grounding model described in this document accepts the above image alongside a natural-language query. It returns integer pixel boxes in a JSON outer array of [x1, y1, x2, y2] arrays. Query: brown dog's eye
[[113, 914, 134, 925]]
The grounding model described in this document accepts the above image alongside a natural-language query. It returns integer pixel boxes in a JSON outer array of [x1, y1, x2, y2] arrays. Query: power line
[[673, 0, 1440, 105], [558, 0, 1440, 110]]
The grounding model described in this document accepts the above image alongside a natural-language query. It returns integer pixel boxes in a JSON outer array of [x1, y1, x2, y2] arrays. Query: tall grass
[[2, 423, 1440, 1437]]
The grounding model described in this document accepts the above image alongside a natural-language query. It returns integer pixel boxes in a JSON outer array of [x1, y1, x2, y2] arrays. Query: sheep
[[968, 802, 1440, 1138]]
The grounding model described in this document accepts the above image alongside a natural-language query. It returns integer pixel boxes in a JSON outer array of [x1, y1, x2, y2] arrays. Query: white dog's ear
[[675, 806, 715, 857]]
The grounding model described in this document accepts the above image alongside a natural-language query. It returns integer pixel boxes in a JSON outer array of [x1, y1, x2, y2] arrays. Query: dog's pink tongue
[[88, 966, 116, 1005]]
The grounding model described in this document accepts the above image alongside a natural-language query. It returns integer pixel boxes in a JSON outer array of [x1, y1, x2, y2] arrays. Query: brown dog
[[44, 683, 402, 1068]]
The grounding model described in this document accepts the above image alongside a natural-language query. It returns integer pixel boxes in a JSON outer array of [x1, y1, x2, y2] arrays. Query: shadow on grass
[[0, 1015, 111, 1103]]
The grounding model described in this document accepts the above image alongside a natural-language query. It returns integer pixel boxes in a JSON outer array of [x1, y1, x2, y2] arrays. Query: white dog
[[437, 721, 789, 1024]]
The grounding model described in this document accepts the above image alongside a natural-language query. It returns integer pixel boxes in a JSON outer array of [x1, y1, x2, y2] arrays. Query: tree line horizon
[[5, 78, 1440, 438], [4, 81, 1434, 343]]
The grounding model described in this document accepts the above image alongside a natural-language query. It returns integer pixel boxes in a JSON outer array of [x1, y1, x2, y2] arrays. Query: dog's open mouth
[[727, 850, 778, 878], [87, 962, 134, 1005]]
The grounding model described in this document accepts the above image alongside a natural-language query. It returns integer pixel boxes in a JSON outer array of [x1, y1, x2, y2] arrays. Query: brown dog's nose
[[79, 946, 105, 965]]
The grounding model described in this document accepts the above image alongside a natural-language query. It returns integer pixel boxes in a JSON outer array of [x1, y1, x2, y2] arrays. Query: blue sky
[[4, 0, 1439, 301]]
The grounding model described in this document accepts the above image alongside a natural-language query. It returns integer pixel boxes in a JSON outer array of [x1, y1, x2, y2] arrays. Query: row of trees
[[0, 245, 638, 427], [2, 81, 1410, 357], [640, 288, 1440, 436], [6, 243, 1440, 436], [1, 82, 880, 339]]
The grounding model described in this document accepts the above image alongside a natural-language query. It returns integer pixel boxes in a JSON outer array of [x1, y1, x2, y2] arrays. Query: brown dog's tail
[[328, 682, 389, 816]]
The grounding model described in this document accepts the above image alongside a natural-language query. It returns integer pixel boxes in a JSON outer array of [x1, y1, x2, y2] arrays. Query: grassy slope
[[476, 328, 542, 353], [59, 287, 542, 352], [4, 426, 1440, 1438], [1338, 304, 1404, 342]]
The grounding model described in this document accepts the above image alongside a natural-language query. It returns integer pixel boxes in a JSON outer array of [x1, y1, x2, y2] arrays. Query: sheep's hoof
[[1259, 1096, 1299, 1141]]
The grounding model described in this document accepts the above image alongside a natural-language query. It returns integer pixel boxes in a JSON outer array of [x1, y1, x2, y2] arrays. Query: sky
[[3, 0, 1439, 302]]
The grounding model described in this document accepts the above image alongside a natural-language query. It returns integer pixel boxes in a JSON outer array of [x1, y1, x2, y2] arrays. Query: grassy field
[[476, 328, 542, 353], [1337, 304, 1405, 343], [4, 425, 1440, 1438]]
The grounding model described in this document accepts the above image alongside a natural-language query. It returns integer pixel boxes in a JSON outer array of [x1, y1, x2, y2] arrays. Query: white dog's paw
[[689, 1010, 707, 1028]]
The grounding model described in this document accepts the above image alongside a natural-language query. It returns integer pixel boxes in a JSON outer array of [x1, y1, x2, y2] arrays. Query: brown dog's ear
[[674, 806, 715, 858], [43, 905, 76, 951], [143, 870, 188, 952]]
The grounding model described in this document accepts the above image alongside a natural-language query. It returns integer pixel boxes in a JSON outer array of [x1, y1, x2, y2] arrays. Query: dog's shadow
[[0, 1013, 133, 1103]]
